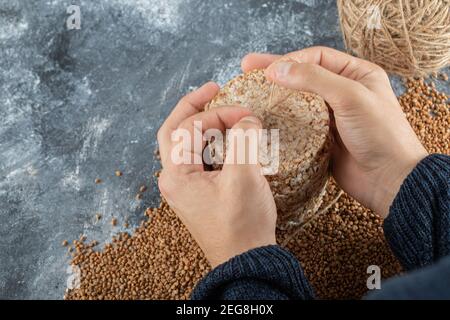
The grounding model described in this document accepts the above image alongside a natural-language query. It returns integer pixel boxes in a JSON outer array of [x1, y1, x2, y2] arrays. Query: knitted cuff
[[384, 154, 450, 271], [191, 245, 315, 300]]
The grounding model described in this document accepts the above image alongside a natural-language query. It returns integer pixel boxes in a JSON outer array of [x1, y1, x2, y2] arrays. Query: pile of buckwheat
[[65, 74, 448, 300]]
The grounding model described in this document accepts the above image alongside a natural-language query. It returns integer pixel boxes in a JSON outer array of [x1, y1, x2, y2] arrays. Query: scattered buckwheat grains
[[65, 75, 449, 300]]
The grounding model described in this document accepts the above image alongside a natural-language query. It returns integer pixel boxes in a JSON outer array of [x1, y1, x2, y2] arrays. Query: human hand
[[241, 46, 428, 218], [157, 82, 277, 268]]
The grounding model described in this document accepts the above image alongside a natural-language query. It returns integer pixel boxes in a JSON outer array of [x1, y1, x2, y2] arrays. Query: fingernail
[[274, 61, 293, 79], [241, 116, 261, 125]]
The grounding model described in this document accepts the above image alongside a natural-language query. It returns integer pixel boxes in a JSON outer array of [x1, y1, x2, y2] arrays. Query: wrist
[[207, 238, 277, 268], [374, 151, 428, 218]]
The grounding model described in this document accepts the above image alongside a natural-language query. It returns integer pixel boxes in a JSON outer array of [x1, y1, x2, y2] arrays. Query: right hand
[[157, 83, 277, 268], [241, 46, 428, 218]]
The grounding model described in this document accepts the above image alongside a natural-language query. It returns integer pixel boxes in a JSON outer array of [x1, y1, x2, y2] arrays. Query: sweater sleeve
[[383, 154, 450, 271], [190, 245, 315, 300]]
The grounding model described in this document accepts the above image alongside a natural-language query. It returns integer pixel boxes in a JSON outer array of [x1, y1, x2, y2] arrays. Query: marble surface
[[0, 0, 448, 299]]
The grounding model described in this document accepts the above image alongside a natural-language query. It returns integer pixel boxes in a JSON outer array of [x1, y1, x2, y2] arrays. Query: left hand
[[157, 82, 277, 268], [241, 47, 427, 218]]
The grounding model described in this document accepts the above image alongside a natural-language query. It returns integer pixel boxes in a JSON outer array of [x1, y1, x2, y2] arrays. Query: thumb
[[265, 60, 370, 116], [220, 115, 264, 182]]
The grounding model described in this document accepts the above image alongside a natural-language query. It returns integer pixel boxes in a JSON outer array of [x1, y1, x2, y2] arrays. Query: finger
[[265, 60, 371, 116], [280, 46, 383, 83], [178, 106, 252, 134], [241, 53, 281, 72], [158, 82, 219, 168], [330, 143, 372, 210], [330, 141, 354, 191], [221, 115, 263, 181], [171, 106, 253, 174]]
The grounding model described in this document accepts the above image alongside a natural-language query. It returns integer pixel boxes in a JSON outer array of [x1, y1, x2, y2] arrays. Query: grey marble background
[[0, 0, 448, 299]]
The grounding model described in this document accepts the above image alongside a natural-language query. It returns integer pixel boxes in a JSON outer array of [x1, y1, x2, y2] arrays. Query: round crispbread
[[205, 69, 332, 229]]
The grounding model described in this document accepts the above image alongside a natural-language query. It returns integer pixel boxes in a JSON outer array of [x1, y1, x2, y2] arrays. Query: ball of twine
[[337, 0, 450, 77]]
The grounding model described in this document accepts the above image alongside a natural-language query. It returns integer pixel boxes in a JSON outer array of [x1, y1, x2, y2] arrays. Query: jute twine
[[337, 0, 450, 77]]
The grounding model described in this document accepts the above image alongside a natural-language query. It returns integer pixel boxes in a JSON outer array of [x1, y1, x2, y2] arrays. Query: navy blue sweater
[[191, 154, 450, 300]]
